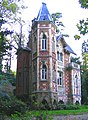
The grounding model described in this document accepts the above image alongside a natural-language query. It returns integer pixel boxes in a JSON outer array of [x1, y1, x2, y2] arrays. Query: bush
[[57, 104, 79, 110], [0, 91, 11, 100], [65, 104, 79, 110], [57, 104, 66, 110], [0, 95, 27, 115]]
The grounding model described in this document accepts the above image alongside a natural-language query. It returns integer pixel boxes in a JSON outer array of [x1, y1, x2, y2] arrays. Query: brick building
[[16, 2, 81, 104]]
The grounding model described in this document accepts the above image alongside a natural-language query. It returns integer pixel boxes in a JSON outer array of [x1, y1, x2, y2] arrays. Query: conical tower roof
[[37, 2, 52, 21]]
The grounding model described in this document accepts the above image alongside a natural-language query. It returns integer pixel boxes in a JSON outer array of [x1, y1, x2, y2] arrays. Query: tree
[[51, 12, 69, 37], [81, 70, 88, 104], [76, 0, 88, 104], [74, 0, 88, 39], [0, 0, 19, 71], [11, 17, 29, 50], [79, 0, 88, 8], [81, 53, 88, 71], [0, 0, 28, 72]]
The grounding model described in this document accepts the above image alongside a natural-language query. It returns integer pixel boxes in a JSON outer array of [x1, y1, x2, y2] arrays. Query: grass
[[3, 105, 88, 120], [30, 106, 88, 116]]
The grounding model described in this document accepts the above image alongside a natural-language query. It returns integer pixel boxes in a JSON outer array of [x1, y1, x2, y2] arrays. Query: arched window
[[42, 34, 47, 50], [41, 64, 47, 80], [60, 53, 63, 61]]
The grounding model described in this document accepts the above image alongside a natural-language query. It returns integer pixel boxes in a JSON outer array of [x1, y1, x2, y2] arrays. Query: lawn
[[9, 105, 88, 120]]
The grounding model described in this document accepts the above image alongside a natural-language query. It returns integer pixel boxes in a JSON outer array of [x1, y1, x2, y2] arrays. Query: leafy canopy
[[74, 0, 88, 39], [51, 12, 69, 37], [79, 0, 88, 8]]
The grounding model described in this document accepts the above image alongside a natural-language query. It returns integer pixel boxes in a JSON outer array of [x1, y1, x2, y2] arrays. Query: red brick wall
[[16, 50, 31, 96], [64, 52, 72, 102]]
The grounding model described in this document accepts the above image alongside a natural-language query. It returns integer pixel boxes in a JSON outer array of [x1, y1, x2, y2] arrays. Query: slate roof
[[37, 2, 53, 21], [56, 35, 76, 55], [64, 43, 76, 55]]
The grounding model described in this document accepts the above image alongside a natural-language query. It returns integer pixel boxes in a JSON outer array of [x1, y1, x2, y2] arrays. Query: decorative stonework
[[16, 2, 81, 105]]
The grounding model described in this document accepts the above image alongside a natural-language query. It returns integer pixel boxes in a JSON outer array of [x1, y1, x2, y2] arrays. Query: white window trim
[[41, 38, 47, 50], [57, 72, 63, 86], [57, 51, 63, 62], [41, 65, 47, 81]]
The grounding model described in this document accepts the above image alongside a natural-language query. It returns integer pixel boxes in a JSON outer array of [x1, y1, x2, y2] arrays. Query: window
[[57, 51, 59, 60], [41, 64, 47, 80], [60, 53, 63, 61], [57, 71, 63, 86], [57, 52, 63, 61], [75, 74, 78, 86], [42, 34, 47, 50]]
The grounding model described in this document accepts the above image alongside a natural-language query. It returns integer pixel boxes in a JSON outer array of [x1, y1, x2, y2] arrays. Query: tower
[[30, 2, 57, 104]]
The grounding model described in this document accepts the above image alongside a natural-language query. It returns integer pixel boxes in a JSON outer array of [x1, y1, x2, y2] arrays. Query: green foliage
[[51, 12, 62, 23], [75, 0, 88, 39], [74, 34, 81, 40], [55, 103, 79, 110], [1, 0, 18, 14], [0, 95, 27, 115], [51, 13, 64, 33], [77, 19, 88, 35], [51, 12, 69, 37], [81, 53, 88, 71], [79, 0, 88, 8], [10, 110, 53, 120], [0, 0, 19, 70], [0, 72, 16, 86], [81, 70, 88, 104], [65, 65, 73, 71], [71, 57, 81, 64], [1, 104, 88, 120]]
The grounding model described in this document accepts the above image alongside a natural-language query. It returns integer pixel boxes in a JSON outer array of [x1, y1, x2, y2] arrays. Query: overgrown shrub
[[0, 95, 27, 115], [57, 104, 79, 110], [57, 104, 66, 110], [65, 104, 79, 110]]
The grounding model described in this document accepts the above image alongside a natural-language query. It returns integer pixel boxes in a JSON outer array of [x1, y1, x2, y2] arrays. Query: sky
[[11, 0, 88, 71]]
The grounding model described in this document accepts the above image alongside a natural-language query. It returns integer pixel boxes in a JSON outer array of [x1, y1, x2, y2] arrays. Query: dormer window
[[42, 34, 47, 50]]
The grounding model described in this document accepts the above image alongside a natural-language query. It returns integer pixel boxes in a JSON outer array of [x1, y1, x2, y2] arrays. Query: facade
[[16, 3, 81, 105]]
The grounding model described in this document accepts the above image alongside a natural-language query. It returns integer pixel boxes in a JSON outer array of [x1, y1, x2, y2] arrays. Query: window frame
[[57, 51, 63, 62], [60, 52, 63, 61], [41, 64, 47, 80], [41, 34, 47, 50], [57, 51, 59, 60], [57, 71, 63, 86]]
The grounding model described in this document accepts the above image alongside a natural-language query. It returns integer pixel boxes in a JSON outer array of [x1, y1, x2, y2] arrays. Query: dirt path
[[53, 114, 88, 120]]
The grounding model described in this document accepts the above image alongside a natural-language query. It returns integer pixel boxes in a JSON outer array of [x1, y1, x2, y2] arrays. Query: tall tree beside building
[[81, 40, 88, 104], [0, 0, 27, 71], [74, 0, 88, 39]]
